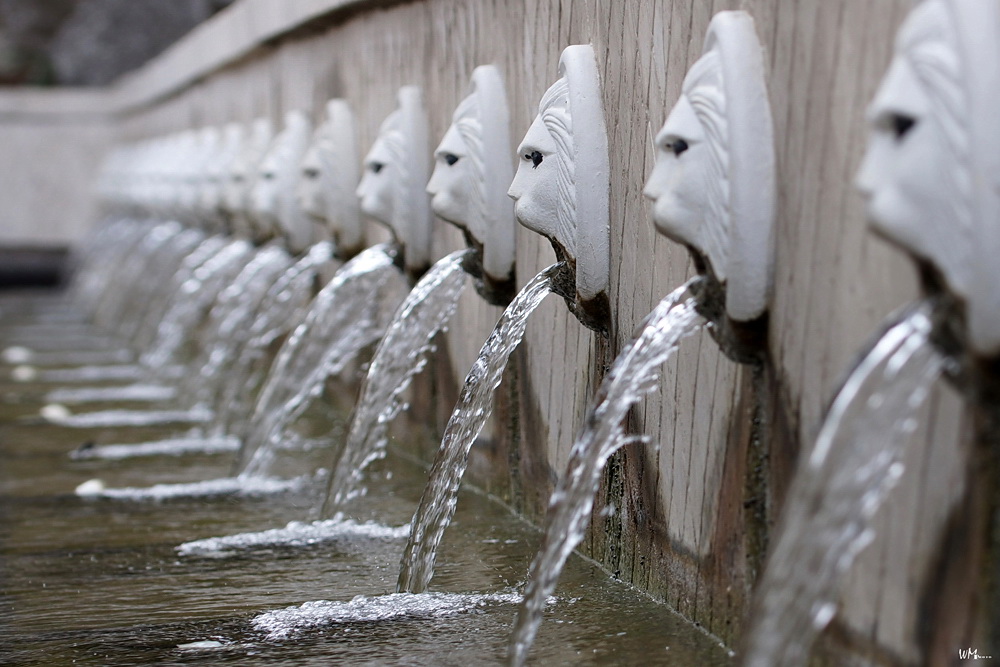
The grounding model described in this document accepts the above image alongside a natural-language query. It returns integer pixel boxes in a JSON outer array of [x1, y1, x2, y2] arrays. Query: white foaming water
[[2, 346, 33, 363], [1, 334, 116, 350], [46, 406, 212, 428], [235, 244, 402, 477], [80, 474, 308, 501], [252, 591, 522, 640], [70, 436, 240, 460], [39, 403, 72, 421], [75, 478, 106, 495], [393, 264, 564, 593], [742, 305, 943, 667], [46, 383, 177, 404], [40, 364, 184, 383], [7, 348, 134, 367], [321, 249, 473, 513], [176, 640, 225, 650], [507, 280, 706, 666], [177, 515, 410, 557], [11, 365, 37, 382]]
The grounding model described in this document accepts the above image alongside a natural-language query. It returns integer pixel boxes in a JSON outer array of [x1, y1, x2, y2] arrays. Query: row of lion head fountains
[[95, 2, 999, 663]]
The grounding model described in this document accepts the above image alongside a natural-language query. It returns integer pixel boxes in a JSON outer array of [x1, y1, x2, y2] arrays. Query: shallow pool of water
[[1, 299, 733, 666]]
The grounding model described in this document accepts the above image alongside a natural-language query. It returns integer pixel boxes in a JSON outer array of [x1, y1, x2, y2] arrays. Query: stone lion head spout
[[356, 86, 432, 281], [298, 99, 364, 260], [644, 10, 775, 360], [428, 65, 516, 306], [178, 126, 221, 228], [200, 123, 244, 233], [252, 110, 316, 254], [508, 44, 610, 332], [224, 118, 273, 242], [856, 0, 1000, 379]]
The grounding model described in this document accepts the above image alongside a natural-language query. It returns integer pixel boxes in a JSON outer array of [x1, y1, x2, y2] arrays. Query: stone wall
[[0, 89, 114, 247]]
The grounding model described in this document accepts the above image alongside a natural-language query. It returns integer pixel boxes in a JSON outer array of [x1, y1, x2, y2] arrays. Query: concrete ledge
[[0, 88, 114, 120], [112, 0, 400, 111]]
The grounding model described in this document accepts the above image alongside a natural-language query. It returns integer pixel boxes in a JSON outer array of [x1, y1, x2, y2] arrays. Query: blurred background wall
[[0, 0, 233, 284]]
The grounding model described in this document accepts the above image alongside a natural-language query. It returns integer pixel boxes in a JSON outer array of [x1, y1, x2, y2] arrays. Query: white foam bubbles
[[40, 403, 72, 421], [3, 346, 34, 364], [177, 515, 410, 557], [48, 406, 212, 428], [12, 364, 37, 382], [80, 475, 306, 501], [70, 436, 240, 460], [252, 591, 522, 640], [75, 478, 106, 495]]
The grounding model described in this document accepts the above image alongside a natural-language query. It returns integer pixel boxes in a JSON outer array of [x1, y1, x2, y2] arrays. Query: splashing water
[[46, 384, 177, 404], [90, 222, 186, 333], [234, 244, 403, 478], [62, 242, 335, 457], [82, 245, 398, 501], [39, 364, 180, 383], [100, 226, 207, 343], [210, 241, 334, 437], [116, 227, 209, 343], [10, 348, 133, 368], [130, 234, 229, 351], [140, 238, 254, 372], [177, 514, 410, 557], [69, 435, 240, 460], [321, 249, 474, 513], [70, 219, 152, 316], [79, 474, 309, 501], [48, 406, 212, 428], [395, 264, 565, 593], [500, 280, 705, 666], [742, 305, 943, 667], [56, 242, 294, 430], [253, 591, 522, 641], [175, 243, 295, 409]]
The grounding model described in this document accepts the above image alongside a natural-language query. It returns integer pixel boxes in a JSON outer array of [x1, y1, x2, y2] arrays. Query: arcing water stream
[[71, 243, 403, 500], [321, 248, 474, 512], [506, 279, 707, 666], [235, 243, 404, 478], [395, 263, 565, 593], [742, 305, 944, 666]]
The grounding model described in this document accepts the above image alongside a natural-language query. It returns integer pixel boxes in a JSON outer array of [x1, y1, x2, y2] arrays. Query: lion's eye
[[370, 162, 384, 174], [523, 150, 543, 169], [669, 139, 689, 156], [890, 113, 916, 140], [443, 153, 460, 166]]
